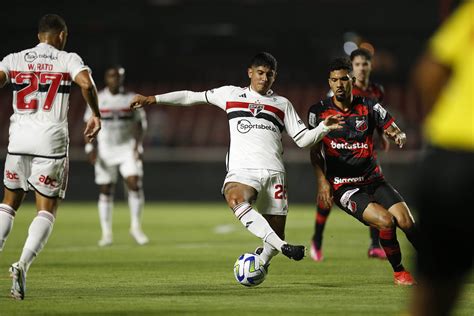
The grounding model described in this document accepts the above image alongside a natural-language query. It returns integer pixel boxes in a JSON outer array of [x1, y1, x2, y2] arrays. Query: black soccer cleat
[[281, 244, 306, 261]]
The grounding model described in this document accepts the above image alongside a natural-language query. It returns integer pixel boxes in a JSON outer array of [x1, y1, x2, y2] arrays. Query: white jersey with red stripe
[[0, 43, 89, 157], [84, 88, 146, 164], [205, 85, 307, 172]]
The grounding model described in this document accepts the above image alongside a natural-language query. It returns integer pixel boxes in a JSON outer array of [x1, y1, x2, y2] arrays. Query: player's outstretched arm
[[130, 91, 208, 109], [310, 143, 333, 209], [75, 70, 101, 142], [384, 122, 406, 148], [294, 114, 344, 148]]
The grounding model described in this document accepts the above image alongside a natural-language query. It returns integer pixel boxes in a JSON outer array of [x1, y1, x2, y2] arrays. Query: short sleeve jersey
[[205, 85, 307, 172], [352, 82, 384, 103], [0, 43, 89, 157], [307, 96, 394, 191], [84, 88, 145, 161]]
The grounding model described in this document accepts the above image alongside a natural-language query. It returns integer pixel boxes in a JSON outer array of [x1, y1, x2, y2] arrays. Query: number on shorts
[[15, 72, 63, 111], [274, 184, 287, 199]]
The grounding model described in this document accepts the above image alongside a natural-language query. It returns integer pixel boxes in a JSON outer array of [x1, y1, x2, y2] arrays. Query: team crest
[[249, 103, 264, 116], [348, 200, 357, 213], [355, 117, 368, 132]]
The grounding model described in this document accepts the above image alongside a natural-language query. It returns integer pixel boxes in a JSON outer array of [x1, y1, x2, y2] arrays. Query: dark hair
[[38, 14, 67, 33], [328, 57, 352, 76], [249, 52, 277, 71], [350, 48, 372, 61]]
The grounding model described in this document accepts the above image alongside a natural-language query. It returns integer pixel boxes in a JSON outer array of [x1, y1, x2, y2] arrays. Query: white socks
[[128, 190, 144, 231], [0, 203, 16, 251], [98, 193, 113, 237], [232, 202, 285, 250], [20, 210, 55, 272], [259, 241, 280, 264]]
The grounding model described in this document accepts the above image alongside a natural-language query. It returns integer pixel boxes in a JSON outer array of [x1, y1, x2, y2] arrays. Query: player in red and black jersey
[[310, 49, 390, 262], [308, 57, 418, 285]]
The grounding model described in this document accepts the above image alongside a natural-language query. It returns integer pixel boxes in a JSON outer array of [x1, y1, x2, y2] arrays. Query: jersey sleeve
[[372, 102, 394, 130], [203, 85, 235, 110], [0, 54, 12, 83], [284, 99, 308, 139], [307, 103, 323, 130], [65, 52, 90, 81]]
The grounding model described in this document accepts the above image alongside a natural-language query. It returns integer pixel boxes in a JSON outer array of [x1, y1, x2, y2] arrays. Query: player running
[[311, 48, 388, 261], [84, 66, 148, 247], [129, 52, 343, 268], [308, 57, 418, 285], [0, 14, 101, 300]]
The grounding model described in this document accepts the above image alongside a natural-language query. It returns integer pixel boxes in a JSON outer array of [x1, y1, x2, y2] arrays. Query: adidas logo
[[245, 221, 253, 228], [239, 93, 247, 98]]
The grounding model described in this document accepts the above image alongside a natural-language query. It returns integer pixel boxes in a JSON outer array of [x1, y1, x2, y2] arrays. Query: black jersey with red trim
[[307, 96, 394, 191], [352, 82, 384, 103]]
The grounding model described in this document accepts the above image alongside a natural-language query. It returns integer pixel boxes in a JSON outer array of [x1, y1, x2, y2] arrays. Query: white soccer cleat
[[10, 261, 26, 300], [98, 234, 113, 247], [130, 228, 149, 245]]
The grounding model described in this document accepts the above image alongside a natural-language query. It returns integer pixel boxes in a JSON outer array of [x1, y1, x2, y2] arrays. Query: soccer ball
[[233, 253, 267, 287]]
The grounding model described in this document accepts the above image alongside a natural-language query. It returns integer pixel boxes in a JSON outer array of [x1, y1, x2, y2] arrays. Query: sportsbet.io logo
[[237, 119, 278, 134]]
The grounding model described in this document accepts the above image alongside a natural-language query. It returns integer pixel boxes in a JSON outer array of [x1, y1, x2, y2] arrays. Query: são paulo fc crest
[[249, 103, 264, 116], [355, 117, 368, 132]]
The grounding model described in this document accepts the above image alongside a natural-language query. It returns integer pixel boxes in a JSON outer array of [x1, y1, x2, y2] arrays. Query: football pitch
[[1, 202, 472, 315]]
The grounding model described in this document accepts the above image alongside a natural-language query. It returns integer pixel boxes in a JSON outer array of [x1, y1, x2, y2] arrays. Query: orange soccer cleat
[[394, 270, 416, 286]]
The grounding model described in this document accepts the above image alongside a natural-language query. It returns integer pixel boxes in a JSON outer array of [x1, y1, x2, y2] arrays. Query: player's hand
[[130, 95, 156, 109], [393, 132, 406, 148], [84, 116, 101, 143], [317, 178, 333, 210], [87, 150, 97, 165], [323, 114, 344, 131]]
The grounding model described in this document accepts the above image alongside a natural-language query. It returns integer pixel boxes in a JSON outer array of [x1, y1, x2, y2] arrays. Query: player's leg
[[311, 201, 331, 261], [98, 184, 114, 246], [0, 188, 26, 251], [1, 154, 29, 252], [124, 175, 148, 245], [95, 158, 117, 247], [368, 227, 387, 259]]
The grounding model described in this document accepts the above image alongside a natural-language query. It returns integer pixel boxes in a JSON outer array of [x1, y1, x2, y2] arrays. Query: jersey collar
[[248, 86, 274, 97]]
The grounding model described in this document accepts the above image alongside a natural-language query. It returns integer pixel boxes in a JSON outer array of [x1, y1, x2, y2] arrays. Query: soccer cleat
[[310, 241, 323, 262], [281, 244, 306, 261], [394, 270, 416, 286], [368, 247, 387, 259], [130, 228, 149, 245], [9, 262, 26, 300], [98, 234, 113, 247]]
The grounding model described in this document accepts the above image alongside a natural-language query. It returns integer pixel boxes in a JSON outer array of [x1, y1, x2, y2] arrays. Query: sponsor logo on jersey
[[248, 103, 264, 116], [38, 53, 58, 60], [39, 175, 58, 188], [237, 119, 278, 134], [24, 51, 37, 63], [308, 113, 317, 128], [330, 141, 369, 150], [355, 117, 368, 132], [5, 170, 19, 180], [339, 188, 360, 213], [334, 176, 365, 185]]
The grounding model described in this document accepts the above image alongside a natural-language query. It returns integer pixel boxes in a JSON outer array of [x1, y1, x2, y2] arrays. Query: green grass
[[0, 202, 472, 315]]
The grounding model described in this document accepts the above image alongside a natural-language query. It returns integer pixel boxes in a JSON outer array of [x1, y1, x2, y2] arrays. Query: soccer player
[[411, 2, 473, 315], [0, 14, 101, 300], [310, 48, 388, 261], [129, 52, 343, 267], [84, 66, 148, 246], [307, 57, 418, 285]]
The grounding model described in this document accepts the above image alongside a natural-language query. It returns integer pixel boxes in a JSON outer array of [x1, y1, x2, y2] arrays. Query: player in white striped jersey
[[84, 66, 148, 247], [0, 14, 101, 300], [130, 52, 343, 268]]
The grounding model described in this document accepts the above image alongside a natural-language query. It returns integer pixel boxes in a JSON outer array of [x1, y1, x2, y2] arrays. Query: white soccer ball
[[233, 253, 267, 287]]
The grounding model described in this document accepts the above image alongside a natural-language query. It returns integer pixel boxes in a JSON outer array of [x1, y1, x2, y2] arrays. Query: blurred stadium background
[[0, 0, 461, 203]]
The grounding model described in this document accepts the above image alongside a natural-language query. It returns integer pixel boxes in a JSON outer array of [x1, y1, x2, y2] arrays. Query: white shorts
[[94, 155, 143, 185], [3, 154, 69, 199], [223, 169, 288, 216]]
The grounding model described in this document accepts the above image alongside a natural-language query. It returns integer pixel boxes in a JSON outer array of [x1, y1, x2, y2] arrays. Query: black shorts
[[333, 180, 404, 225], [415, 146, 474, 280]]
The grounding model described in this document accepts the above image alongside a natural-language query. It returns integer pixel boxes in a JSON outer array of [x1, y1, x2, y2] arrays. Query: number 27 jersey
[[0, 43, 89, 157]]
